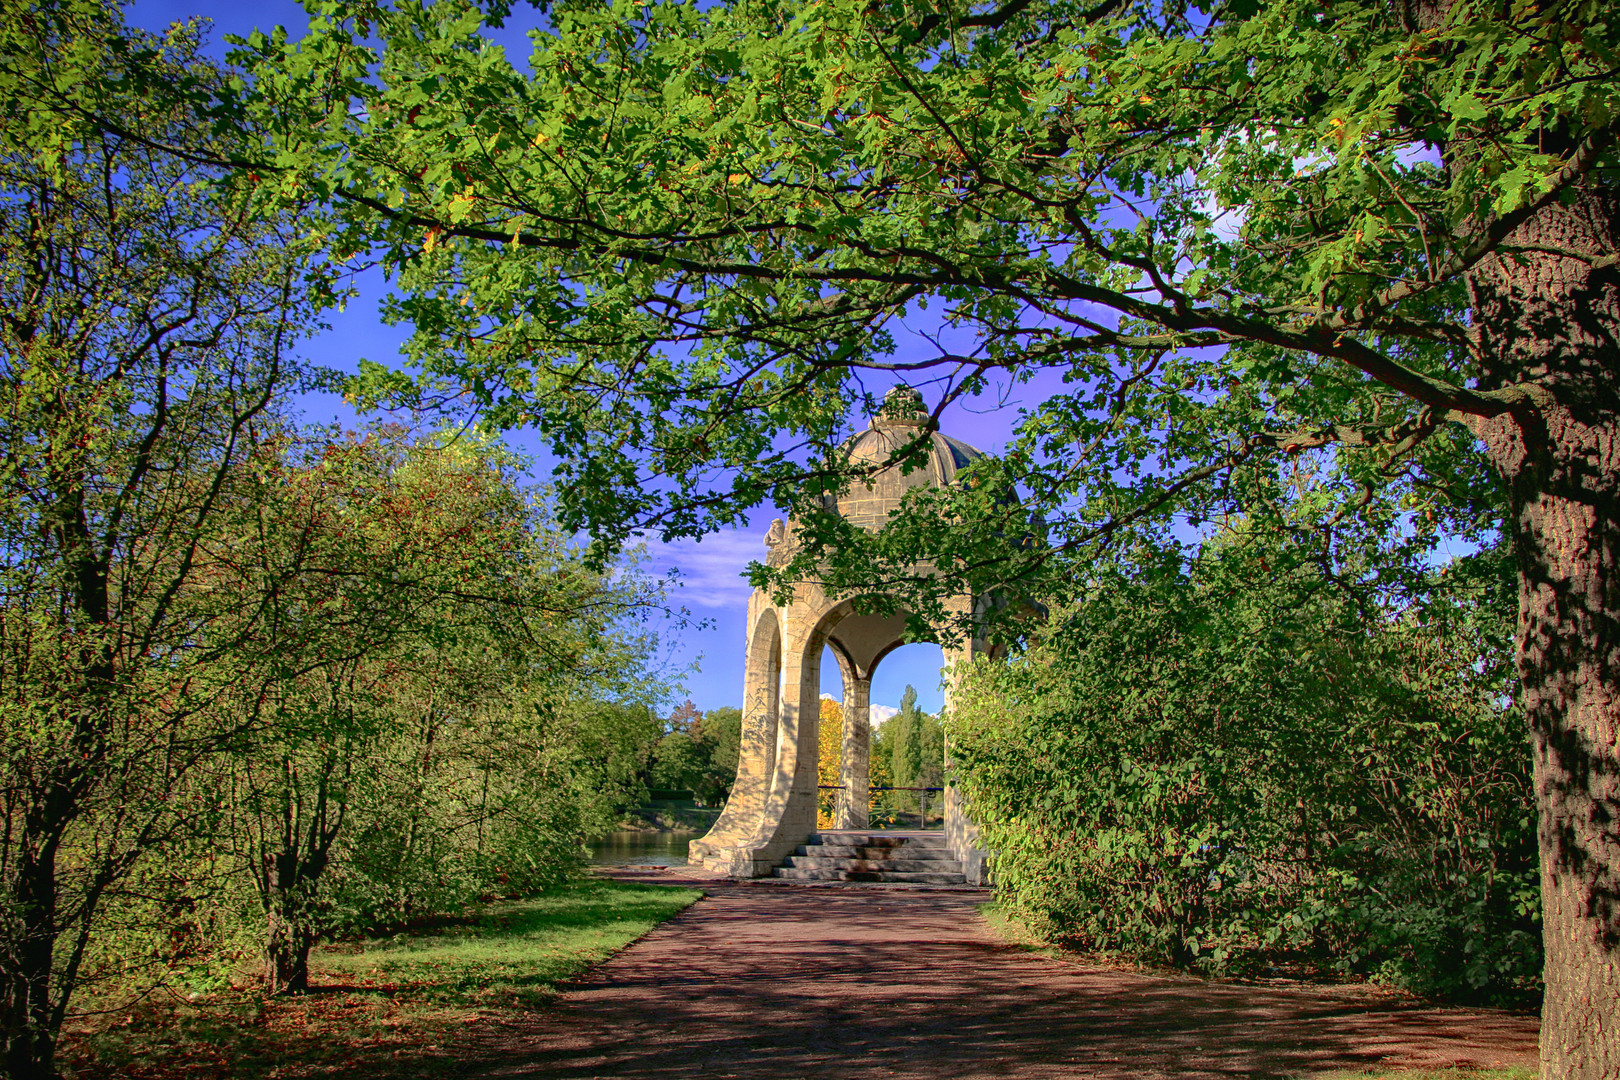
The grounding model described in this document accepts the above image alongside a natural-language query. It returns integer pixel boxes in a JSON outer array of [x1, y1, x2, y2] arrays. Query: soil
[[435, 868, 1539, 1080]]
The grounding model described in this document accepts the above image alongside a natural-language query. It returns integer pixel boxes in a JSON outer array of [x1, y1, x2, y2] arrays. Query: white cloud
[[814, 698, 899, 726], [639, 526, 767, 609]]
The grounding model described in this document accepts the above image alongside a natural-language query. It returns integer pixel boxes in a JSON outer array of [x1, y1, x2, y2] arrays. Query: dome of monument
[[834, 387, 987, 530]]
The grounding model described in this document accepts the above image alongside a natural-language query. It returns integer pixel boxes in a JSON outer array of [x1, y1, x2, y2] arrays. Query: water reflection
[[587, 830, 694, 867]]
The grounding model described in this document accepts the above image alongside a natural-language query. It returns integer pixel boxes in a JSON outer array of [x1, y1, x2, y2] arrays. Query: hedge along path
[[448, 869, 1536, 1080]]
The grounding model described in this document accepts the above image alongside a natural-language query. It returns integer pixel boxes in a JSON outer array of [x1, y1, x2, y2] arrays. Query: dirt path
[[461, 872, 1537, 1080]]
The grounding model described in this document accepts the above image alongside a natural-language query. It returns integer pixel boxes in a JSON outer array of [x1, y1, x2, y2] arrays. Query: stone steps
[[792, 846, 959, 862], [773, 831, 966, 885], [774, 867, 967, 884]]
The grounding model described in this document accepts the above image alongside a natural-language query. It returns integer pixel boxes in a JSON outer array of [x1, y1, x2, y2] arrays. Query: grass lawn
[[65, 879, 702, 1080]]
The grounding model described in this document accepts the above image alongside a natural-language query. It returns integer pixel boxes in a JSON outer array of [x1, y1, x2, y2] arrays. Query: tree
[[888, 685, 943, 792], [891, 688, 922, 793], [209, 426, 668, 992], [884, 685, 943, 824], [817, 697, 843, 828], [648, 700, 706, 793], [230, 1, 1620, 1072], [692, 706, 742, 805], [0, 7, 331, 1075], [647, 701, 744, 802]]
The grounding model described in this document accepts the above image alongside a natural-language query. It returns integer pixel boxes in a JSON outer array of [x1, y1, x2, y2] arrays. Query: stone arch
[[692, 585, 997, 881], [688, 389, 1002, 883]]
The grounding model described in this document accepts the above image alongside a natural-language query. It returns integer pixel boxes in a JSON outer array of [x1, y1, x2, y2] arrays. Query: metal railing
[[818, 784, 945, 828]]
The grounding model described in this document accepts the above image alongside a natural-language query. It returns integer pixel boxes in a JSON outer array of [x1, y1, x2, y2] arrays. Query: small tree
[[210, 427, 667, 992]]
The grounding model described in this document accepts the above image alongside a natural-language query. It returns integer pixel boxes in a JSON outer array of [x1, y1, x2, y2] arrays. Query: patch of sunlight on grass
[[317, 879, 703, 1009], [65, 879, 702, 1080]]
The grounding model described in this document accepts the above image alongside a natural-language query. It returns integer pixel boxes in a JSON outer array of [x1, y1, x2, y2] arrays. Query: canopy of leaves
[[220, 0, 1618, 626]]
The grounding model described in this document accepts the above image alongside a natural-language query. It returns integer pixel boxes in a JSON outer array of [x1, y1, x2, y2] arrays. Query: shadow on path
[[456, 875, 1537, 1080]]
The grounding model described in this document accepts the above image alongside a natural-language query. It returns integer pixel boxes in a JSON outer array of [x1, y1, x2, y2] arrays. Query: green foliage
[[948, 533, 1538, 1001], [190, 426, 671, 987], [869, 685, 944, 824], [646, 701, 744, 805], [225, 0, 1616, 621], [887, 685, 944, 791], [69, 425, 674, 1008], [0, 4, 338, 1069], [693, 706, 742, 802]]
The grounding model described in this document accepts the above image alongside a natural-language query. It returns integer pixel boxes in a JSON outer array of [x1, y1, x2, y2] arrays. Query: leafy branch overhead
[[211, 1, 1609, 595]]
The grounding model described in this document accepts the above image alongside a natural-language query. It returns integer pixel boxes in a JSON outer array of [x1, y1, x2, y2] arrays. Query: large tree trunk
[[1471, 177, 1620, 1080], [263, 849, 319, 995]]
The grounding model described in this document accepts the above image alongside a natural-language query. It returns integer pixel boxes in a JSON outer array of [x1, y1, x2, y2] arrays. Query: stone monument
[[687, 387, 997, 884]]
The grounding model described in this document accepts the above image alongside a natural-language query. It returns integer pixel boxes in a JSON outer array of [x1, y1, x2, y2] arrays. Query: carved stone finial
[[873, 385, 925, 429]]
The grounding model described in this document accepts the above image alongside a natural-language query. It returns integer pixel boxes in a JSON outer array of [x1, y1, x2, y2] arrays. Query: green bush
[[949, 534, 1539, 1001]]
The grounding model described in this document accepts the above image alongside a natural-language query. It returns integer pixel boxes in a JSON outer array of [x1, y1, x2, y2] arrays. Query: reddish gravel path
[[463, 871, 1538, 1080]]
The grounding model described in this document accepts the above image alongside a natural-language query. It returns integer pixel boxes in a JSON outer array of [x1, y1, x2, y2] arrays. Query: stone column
[[772, 621, 823, 848], [690, 600, 780, 870], [836, 674, 871, 829]]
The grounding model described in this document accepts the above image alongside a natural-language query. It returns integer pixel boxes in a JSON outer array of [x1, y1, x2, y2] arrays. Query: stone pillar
[[836, 674, 871, 829], [690, 600, 781, 870], [768, 620, 824, 850]]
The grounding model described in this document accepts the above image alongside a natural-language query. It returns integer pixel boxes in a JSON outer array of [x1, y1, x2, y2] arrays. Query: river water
[[587, 830, 694, 867]]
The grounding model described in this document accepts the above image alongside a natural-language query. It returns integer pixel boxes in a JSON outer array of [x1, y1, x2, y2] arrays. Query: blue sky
[[121, 0, 1059, 716]]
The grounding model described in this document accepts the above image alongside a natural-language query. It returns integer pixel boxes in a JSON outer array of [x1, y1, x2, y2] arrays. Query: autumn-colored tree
[[817, 698, 843, 829], [207, 427, 666, 992]]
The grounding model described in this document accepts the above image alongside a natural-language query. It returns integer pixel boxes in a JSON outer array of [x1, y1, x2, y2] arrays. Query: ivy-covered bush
[[949, 536, 1539, 1002]]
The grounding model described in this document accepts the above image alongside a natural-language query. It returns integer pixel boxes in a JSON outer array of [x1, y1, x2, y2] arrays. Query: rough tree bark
[[261, 764, 340, 997], [263, 847, 324, 995], [1470, 176, 1620, 1080], [0, 493, 118, 1080], [2, 838, 61, 1080]]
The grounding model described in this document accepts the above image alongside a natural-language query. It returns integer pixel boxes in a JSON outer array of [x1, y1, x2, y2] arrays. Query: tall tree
[[890, 686, 923, 791], [0, 5, 332, 1075], [229, 1, 1618, 1073]]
